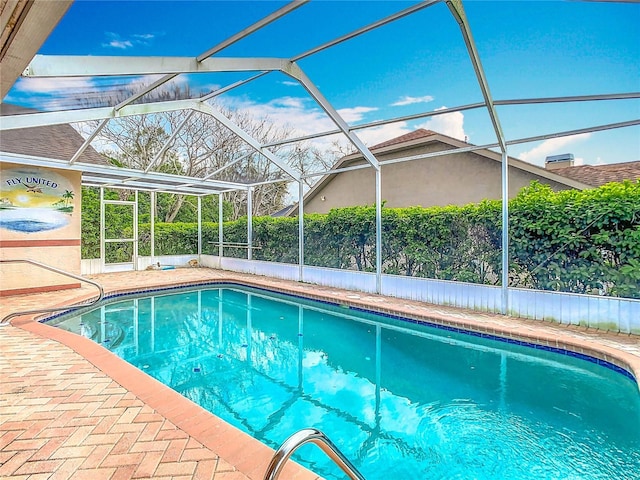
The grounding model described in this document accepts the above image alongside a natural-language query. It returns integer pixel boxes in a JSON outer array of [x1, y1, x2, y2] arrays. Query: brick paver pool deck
[[1, 268, 639, 480]]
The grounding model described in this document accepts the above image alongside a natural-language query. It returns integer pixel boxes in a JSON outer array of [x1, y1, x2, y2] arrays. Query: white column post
[[375, 169, 382, 294], [218, 193, 224, 258], [133, 190, 139, 270], [150, 191, 156, 265], [247, 187, 253, 261], [100, 187, 105, 272], [298, 180, 304, 282], [501, 149, 509, 314], [197, 196, 202, 259]]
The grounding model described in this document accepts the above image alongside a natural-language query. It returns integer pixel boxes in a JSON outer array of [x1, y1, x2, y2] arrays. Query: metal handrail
[[264, 428, 365, 480], [0, 259, 104, 326]]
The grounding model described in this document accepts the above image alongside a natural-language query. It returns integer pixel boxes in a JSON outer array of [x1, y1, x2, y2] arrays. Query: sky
[[4, 0, 640, 168]]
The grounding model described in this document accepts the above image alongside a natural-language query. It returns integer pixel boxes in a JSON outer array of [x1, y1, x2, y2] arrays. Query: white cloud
[[221, 96, 337, 138], [12, 77, 95, 94], [416, 106, 466, 141], [518, 133, 592, 166], [104, 40, 132, 49], [391, 95, 434, 107], [102, 32, 156, 50], [219, 96, 465, 150], [281, 81, 299, 87], [220, 96, 378, 143], [336, 106, 378, 123], [356, 123, 412, 147], [133, 33, 155, 41], [272, 97, 305, 109]]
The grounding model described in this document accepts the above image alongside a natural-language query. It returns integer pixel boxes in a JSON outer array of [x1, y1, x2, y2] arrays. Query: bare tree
[[84, 101, 342, 220]]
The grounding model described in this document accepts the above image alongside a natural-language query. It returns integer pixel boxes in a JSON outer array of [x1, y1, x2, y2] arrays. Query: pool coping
[[6, 270, 640, 479]]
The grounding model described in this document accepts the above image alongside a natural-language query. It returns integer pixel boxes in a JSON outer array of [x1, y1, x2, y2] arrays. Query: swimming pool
[[48, 284, 640, 480]]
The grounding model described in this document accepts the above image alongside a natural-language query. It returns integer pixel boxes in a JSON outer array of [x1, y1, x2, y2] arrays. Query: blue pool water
[[49, 285, 640, 480]]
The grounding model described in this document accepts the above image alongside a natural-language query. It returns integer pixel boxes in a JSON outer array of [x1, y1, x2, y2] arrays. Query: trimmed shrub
[[82, 181, 640, 298]]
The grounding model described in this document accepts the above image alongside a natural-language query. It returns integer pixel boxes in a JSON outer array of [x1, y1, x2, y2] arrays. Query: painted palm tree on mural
[[62, 190, 74, 208]]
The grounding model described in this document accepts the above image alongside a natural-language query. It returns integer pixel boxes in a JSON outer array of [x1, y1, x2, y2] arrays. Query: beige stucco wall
[[305, 146, 574, 214], [0, 162, 82, 296], [0, 246, 81, 295]]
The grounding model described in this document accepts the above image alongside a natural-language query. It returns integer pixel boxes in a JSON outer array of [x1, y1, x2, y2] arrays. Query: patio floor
[[1, 268, 639, 480]]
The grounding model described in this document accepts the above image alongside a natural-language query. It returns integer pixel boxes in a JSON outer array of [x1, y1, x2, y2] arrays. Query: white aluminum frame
[[100, 188, 138, 271], [2, 0, 638, 319]]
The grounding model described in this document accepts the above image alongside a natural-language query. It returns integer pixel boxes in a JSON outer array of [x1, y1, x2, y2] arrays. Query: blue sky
[[5, 0, 640, 167]]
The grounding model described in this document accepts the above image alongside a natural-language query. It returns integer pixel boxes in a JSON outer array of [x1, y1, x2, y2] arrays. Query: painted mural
[[0, 166, 76, 233]]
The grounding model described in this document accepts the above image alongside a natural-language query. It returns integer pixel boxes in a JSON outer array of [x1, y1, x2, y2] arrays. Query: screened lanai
[[1, 0, 639, 330]]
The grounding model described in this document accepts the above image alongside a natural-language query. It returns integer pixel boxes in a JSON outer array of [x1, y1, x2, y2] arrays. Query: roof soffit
[[0, 0, 72, 98]]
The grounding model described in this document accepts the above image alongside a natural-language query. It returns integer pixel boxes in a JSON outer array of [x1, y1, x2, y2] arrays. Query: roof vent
[[545, 153, 574, 170]]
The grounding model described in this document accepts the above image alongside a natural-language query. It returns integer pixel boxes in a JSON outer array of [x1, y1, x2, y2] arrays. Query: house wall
[[305, 145, 574, 213], [0, 162, 82, 296]]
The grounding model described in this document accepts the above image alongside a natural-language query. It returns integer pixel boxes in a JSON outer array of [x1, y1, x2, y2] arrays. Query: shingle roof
[[0, 103, 108, 165], [552, 161, 640, 187], [370, 128, 437, 150], [271, 204, 294, 217]]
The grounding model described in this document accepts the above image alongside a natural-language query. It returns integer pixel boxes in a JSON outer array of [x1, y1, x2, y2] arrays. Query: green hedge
[[509, 181, 640, 297], [82, 181, 640, 298]]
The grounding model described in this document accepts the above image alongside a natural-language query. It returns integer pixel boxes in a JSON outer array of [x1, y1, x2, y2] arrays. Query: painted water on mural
[[0, 207, 71, 232], [0, 167, 75, 233]]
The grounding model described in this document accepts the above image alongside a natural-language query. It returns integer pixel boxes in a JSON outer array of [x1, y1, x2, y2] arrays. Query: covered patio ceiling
[[0, 0, 638, 197]]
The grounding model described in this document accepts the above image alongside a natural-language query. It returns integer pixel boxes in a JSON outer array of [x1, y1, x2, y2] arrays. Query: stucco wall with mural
[[0, 162, 81, 296]]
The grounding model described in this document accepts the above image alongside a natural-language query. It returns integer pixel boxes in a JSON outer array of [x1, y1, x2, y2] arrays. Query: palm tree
[[62, 190, 75, 208]]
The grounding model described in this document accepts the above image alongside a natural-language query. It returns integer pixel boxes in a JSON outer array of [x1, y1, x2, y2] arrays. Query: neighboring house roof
[[271, 205, 295, 217], [551, 161, 640, 187], [0, 103, 108, 166], [369, 128, 438, 149], [291, 129, 590, 215]]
